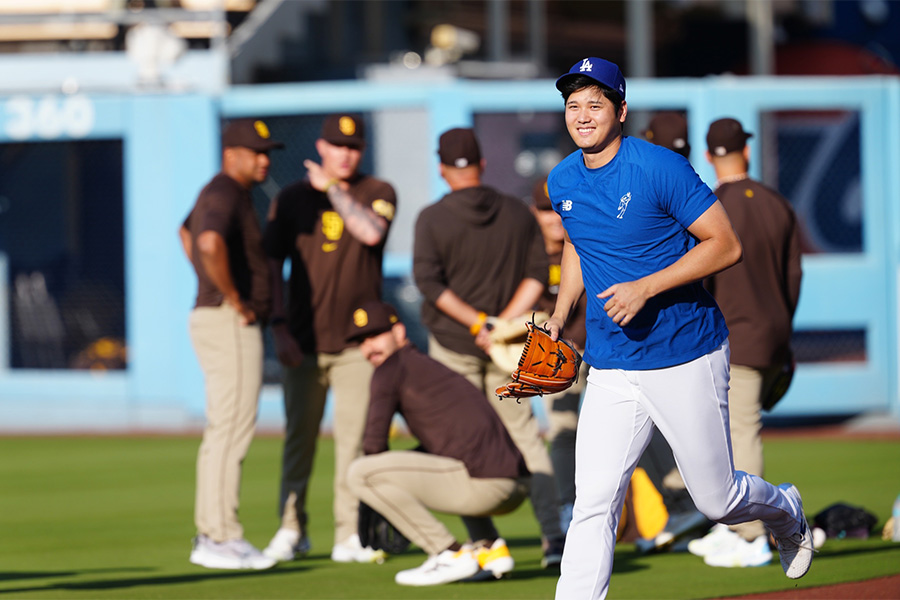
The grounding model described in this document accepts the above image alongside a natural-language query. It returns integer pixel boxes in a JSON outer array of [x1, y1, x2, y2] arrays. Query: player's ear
[[391, 322, 407, 345], [705, 150, 714, 165], [619, 100, 628, 123]]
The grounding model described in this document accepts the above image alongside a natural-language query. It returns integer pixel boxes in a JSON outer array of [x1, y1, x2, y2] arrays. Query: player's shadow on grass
[[0, 568, 154, 583], [808, 543, 900, 562], [495, 537, 650, 582], [0, 564, 307, 595]]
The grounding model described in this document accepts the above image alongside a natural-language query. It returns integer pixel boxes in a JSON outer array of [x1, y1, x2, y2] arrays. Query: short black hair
[[559, 75, 625, 116]]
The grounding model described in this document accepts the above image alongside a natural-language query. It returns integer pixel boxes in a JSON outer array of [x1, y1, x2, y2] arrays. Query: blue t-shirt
[[548, 136, 728, 370]]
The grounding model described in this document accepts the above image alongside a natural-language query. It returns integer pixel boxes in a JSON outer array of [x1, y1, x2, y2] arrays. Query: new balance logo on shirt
[[561, 200, 573, 211]]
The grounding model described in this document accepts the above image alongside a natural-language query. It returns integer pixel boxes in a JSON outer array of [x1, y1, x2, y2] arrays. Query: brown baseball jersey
[[706, 179, 802, 368], [413, 185, 548, 357], [263, 174, 396, 354], [363, 344, 528, 479], [183, 172, 271, 321]]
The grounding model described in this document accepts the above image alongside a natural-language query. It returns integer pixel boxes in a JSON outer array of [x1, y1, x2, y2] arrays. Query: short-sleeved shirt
[[263, 175, 396, 354], [413, 185, 548, 357], [183, 172, 271, 321], [363, 344, 528, 479], [706, 178, 802, 368], [547, 136, 728, 370], [536, 248, 587, 350]]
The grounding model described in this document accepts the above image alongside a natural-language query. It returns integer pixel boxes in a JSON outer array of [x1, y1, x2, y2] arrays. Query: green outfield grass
[[0, 433, 897, 599]]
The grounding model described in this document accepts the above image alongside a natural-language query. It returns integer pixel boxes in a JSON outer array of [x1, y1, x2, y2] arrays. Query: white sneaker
[[331, 533, 387, 564], [395, 549, 480, 586], [704, 534, 773, 568], [474, 538, 514, 578], [263, 528, 311, 562], [770, 483, 815, 579], [189, 535, 277, 570], [687, 524, 740, 557]]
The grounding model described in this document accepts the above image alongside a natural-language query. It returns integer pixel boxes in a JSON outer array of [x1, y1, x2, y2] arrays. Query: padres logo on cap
[[254, 120, 271, 139], [339, 116, 356, 136], [353, 308, 368, 328]]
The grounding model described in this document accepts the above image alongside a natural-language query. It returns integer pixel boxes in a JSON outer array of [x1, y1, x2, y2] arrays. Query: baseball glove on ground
[[358, 501, 410, 554], [495, 319, 583, 399]]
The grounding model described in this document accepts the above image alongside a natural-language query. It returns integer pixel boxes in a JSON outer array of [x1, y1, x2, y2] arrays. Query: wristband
[[469, 312, 488, 336], [324, 178, 340, 193]]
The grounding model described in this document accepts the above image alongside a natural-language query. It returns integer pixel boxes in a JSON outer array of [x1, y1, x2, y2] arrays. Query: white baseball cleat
[[687, 523, 740, 558], [474, 538, 515, 578], [331, 533, 387, 564], [394, 548, 480, 586], [770, 483, 815, 579], [190, 535, 277, 570], [703, 534, 772, 568], [263, 527, 311, 562]]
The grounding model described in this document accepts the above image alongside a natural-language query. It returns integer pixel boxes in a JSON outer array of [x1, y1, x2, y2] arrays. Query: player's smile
[[564, 86, 627, 163]]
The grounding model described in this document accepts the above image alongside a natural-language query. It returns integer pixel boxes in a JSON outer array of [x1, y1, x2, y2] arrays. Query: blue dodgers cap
[[555, 57, 626, 100]]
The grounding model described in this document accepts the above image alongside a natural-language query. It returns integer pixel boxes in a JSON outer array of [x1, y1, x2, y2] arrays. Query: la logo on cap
[[353, 308, 368, 328], [579, 58, 593, 72]]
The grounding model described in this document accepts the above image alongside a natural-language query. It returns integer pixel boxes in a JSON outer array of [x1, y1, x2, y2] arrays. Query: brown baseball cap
[[346, 300, 400, 342], [532, 177, 552, 211], [706, 118, 753, 157], [321, 113, 366, 148], [221, 118, 284, 152], [438, 127, 482, 168], [643, 112, 690, 158]]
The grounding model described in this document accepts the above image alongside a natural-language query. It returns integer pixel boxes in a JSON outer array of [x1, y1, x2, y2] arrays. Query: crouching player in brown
[[346, 300, 530, 586]]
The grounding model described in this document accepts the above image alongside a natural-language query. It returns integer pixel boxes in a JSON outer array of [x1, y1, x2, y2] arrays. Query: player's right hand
[[272, 324, 304, 367], [542, 315, 566, 341], [228, 297, 257, 326]]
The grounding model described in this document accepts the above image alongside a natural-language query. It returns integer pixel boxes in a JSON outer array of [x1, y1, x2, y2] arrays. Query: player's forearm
[[434, 289, 483, 331], [552, 239, 585, 325], [498, 278, 545, 320], [326, 184, 387, 246], [642, 232, 742, 299], [196, 231, 241, 305]]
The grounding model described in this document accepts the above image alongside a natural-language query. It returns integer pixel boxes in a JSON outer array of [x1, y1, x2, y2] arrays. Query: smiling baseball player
[[543, 57, 815, 599]]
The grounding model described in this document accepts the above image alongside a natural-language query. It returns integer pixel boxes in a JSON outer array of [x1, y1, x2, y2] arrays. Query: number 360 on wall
[[2, 95, 95, 140]]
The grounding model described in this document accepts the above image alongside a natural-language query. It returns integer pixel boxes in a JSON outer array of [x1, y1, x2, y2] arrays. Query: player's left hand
[[598, 280, 649, 326], [474, 327, 492, 353], [304, 159, 345, 193]]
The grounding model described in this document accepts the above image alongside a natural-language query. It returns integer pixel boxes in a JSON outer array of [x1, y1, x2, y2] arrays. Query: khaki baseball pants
[[428, 336, 564, 541], [348, 451, 527, 555], [189, 303, 263, 542], [727, 363, 782, 542], [279, 346, 374, 546]]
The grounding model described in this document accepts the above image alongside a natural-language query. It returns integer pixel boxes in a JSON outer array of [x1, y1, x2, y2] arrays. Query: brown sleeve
[[413, 208, 448, 304], [785, 209, 803, 317], [196, 188, 237, 238], [362, 359, 401, 455]]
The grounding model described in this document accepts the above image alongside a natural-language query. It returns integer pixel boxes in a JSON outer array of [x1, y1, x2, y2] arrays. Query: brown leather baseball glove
[[495, 319, 583, 399]]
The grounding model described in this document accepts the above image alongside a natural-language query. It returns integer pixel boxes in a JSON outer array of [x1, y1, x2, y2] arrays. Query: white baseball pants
[[556, 342, 803, 600]]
